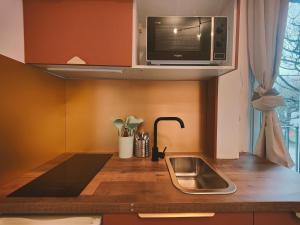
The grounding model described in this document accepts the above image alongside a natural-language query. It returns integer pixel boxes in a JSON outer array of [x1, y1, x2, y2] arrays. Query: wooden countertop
[[0, 152, 300, 215]]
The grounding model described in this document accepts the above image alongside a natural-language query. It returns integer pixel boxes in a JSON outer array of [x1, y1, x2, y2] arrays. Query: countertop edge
[[1, 201, 300, 214]]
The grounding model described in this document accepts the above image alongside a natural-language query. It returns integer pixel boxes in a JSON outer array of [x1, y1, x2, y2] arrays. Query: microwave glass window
[[147, 16, 221, 63], [153, 17, 211, 53]]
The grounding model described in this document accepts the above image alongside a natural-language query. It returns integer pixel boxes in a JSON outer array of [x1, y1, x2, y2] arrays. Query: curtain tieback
[[251, 87, 285, 112]]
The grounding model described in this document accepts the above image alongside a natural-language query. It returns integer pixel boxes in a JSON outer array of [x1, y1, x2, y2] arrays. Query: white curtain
[[248, 0, 294, 167]]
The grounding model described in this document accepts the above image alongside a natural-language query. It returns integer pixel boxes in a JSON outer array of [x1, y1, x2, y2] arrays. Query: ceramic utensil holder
[[119, 136, 134, 158]]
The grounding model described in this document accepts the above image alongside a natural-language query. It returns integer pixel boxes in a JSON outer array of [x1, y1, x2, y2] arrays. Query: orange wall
[[66, 80, 207, 153], [0, 54, 66, 185]]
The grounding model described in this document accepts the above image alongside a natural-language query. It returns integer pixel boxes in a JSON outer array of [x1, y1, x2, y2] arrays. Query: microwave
[[146, 16, 227, 65]]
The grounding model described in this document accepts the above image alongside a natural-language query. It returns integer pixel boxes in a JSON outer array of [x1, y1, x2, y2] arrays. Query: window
[[274, 1, 300, 172]]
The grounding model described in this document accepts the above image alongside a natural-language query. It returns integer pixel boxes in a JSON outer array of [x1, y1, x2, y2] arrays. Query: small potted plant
[[113, 115, 144, 158]]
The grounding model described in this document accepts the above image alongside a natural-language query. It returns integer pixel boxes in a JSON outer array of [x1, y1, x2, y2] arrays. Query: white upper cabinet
[[133, 0, 238, 67], [127, 0, 239, 80]]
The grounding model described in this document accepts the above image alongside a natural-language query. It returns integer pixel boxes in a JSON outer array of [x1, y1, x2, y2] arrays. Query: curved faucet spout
[[152, 117, 185, 161]]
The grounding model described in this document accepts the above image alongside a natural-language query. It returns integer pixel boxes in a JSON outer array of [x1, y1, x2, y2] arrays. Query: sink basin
[[165, 155, 236, 194]]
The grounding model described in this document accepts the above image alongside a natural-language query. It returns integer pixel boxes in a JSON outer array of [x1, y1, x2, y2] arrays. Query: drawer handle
[[138, 213, 215, 218]]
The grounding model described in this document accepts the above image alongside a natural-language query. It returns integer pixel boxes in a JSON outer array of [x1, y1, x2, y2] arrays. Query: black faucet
[[152, 117, 185, 161]]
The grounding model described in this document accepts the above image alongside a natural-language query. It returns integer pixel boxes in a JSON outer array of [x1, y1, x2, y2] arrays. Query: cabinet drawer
[[103, 213, 253, 225], [254, 212, 300, 225]]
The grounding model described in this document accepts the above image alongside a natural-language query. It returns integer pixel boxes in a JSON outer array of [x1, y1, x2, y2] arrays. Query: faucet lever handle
[[159, 146, 167, 159], [157, 146, 167, 159], [163, 146, 167, 153]]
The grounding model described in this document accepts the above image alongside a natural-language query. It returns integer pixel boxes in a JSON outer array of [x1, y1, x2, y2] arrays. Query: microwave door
[[147, 17, 212, 64]]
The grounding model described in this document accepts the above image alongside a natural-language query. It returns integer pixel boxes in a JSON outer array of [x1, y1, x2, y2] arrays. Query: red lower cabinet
[[103, 213, 253, 225], [254, 212, 300, 225]]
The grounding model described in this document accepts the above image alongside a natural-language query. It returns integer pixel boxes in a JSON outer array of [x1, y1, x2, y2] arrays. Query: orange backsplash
[[66, 80, 208, 153]]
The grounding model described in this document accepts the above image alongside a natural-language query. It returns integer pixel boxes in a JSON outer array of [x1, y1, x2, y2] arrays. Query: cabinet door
[[254, 212, 300, 225], [103, 213, 253, 225], [23, 0, 132, 66]]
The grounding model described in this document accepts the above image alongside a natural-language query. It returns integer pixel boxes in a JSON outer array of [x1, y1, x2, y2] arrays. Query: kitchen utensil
[[134, 132, 150, 158]]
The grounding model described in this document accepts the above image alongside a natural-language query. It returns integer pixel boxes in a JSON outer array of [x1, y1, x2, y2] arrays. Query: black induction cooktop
[[8, 153, 112, 197]]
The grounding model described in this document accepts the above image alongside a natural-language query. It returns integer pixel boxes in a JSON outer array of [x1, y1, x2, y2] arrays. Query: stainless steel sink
[[165, 155, 236, 194]]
